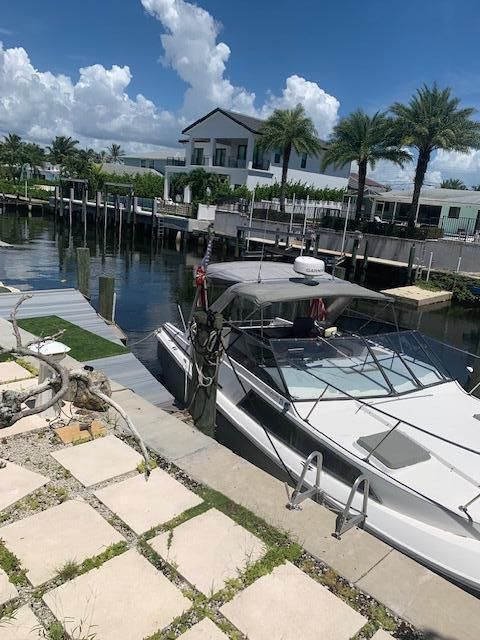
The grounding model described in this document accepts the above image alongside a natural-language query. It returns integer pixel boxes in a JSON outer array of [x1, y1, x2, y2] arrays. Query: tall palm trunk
[[355, 159, 368, 221], [409, 149, 431, 226], [280, 144, 291, 213]]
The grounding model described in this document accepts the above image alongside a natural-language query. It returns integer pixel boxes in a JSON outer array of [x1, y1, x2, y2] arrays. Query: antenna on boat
[[257, 198, 271, 283]]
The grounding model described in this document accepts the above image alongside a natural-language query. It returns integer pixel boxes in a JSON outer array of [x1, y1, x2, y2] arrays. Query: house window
[[237, 145, 247, 161], [301, 152, 308, 169], [448, 206, 460, 219], [274, 150, 281, 163], [148, 160, 154, 168], [214, 148, 226, 166], [192, 148, 204, 165], [140, 159, 146, 168]]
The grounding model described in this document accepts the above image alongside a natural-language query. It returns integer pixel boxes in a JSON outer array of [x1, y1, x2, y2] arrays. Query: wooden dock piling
[[98, 276, 115, 322], [76, 247, 91, 298], [407, 244, 416, 285]]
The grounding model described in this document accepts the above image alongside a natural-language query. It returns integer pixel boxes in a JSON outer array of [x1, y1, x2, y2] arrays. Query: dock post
[[59, 185, 64, 219], [407, 244, 416, 284], [103, 192, 108, 243], [99, 276, 115, 322], [235, 228, 245, 258], [81, 185, 87, 224], [68, 187, 74, 229], [54, 186, 59, 219], [76, 247, 91, 298], [359, 240, 369, 285], [28, 197, 32, 219], [314, 233, 320, 256], [95, 191, 101, 223], [348, 237, 360, 282], [151, 198, 157, 242], [274, 227, 280, 249]]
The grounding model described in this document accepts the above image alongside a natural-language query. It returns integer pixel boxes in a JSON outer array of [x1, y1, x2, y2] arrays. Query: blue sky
[[1, 0, 480, 185]]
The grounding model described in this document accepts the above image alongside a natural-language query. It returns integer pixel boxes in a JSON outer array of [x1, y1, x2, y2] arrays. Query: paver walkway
[[0, 407, 397, 640]]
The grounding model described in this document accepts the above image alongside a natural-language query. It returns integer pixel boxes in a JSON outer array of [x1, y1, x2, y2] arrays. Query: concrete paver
[[0, 361, 33, 384], [0, 461, 48, 511], [175, 443, 392, 582], [51, 434, 142, 486], [357, 550, 480, 640], [43, 549, 190, 640], [178, 618, 229, 640], [371, 631, 395, 640], [0, 605, 43, 639], [112, 389, 217, 461], [0, 377, 38, 392], [0, 414, 48, 439], [94, 467, 203, 535], [0, 499, 124, 586], [220, 562, 366, 640], [0, 567, 18, 606], [150, 508, 266, 596]]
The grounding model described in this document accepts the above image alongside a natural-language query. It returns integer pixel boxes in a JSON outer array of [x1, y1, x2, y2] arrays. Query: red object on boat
[[310, 297, 326, 321]]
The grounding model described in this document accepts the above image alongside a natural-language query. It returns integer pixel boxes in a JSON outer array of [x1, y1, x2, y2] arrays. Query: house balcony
[[191, 155, 210, 166], [252, 159, 270, 171], [165, 157, 186, 167], [213, 157, 247, 169]]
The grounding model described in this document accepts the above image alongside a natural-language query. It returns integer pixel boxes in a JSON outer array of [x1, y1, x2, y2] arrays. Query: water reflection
[[0, 212, 479, 385]]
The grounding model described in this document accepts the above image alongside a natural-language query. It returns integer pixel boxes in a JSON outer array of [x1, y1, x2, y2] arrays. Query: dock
[[381, 285, 453, 307], [0, 288, 173, 407]]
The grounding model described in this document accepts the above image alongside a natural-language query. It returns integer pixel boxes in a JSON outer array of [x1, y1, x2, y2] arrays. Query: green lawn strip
[[31, 541, 129, 600], [0, 540, 27, 586], [17, 316, 128, 361]]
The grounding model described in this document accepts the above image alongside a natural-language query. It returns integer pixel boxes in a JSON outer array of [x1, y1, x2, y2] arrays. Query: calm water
[[1, 211, 480, 383]]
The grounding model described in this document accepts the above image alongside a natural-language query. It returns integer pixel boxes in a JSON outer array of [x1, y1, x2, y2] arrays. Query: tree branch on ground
[[0, 295, 151, 478]]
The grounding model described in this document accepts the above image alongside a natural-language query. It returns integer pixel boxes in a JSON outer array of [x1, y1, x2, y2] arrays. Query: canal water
[[1, 211, 480, 381]]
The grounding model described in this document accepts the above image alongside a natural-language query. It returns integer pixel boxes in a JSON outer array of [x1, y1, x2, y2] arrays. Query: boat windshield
[[269, 331, 450, 401]]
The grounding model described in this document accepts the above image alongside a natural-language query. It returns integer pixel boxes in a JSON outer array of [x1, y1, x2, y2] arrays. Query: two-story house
[[163, 107, 349, 202]]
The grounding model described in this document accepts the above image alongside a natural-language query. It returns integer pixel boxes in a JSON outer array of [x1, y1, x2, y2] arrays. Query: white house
[[123, 147, 185, 175], [163, 108, 349, 202]]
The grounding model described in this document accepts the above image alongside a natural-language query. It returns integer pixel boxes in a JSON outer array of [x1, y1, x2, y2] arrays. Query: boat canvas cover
[[207, 261, 319, 285], [211, 278, 388, 311]]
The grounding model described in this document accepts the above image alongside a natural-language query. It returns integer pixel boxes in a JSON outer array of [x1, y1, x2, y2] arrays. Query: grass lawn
[[17, 315, 128, 361]]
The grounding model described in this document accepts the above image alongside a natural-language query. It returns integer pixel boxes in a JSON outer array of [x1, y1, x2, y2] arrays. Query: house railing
[[165, 157, 186, 167], [252, 159, 271, 171], [213, 157, 247, 169], [190, 155, 210, 166]]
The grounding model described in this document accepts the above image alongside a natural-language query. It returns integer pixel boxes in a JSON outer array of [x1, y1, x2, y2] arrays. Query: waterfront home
[[371, 187, 480, 237], [163, 107, 349, 202], [123, 147, 185, 175]]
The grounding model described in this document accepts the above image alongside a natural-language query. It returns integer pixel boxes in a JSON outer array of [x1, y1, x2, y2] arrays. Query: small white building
[[372, 188, 480, 236], [163, 108, 349, 202], [123, 147, 185, 175]]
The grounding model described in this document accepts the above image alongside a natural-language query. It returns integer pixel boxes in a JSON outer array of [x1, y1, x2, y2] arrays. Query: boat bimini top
[[208, 257, 389, 312]]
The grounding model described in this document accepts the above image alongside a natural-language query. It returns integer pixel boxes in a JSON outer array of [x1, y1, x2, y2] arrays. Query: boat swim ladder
[[286, 451, 324, 510], [285, 451, 370, 537], [333, 475, 370, 539]]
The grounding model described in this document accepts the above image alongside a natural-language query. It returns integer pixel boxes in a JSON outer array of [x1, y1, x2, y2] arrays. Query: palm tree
[[47, 136, 79, 166], [184, 168, 219, 201], [107, 143, 125, 164], [321, 110, 411, 220], [258, 104, 323, 212], [391, 84, 480, 224], [1, 134, 24, 179], [441, 178, 466, 190], [23, 143, 46, 179]]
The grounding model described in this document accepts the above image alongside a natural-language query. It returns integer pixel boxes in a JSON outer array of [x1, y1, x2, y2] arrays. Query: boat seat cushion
[[357, 430, 431, 469]]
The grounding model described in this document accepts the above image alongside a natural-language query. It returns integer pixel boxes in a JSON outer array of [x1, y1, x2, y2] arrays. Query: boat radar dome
[[293, 256, 325, 281]]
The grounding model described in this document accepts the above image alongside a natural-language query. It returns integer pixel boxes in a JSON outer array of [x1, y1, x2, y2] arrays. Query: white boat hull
[[157, 322, 480, 591]]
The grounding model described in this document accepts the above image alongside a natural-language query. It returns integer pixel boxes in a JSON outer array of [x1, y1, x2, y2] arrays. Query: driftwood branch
[[0, 295, 152, 477]]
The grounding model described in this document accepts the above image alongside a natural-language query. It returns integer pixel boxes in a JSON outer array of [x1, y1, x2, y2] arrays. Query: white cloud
[[260, 75, 340, 139], [0, 42, 180, 147], [429, 149, 480, 186], [0, 0, 341, 151], [141, 0, 256, 117]]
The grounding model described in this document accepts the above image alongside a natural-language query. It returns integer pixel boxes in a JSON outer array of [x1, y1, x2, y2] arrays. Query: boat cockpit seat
[[292, 317, 315, 339]]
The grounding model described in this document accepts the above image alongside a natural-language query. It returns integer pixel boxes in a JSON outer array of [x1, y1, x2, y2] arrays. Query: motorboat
[[156, 256, 480, 591]]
